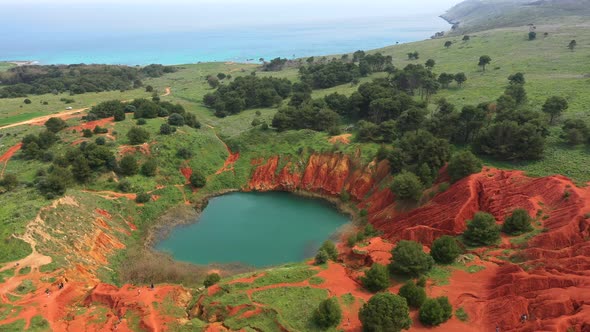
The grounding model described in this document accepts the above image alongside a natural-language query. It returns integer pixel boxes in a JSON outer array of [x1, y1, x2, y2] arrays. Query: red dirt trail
[[0, 142, 22, 177]]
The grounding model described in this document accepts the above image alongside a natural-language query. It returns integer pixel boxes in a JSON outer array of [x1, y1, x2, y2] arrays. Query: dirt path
[[0, 142, 22, 177], [206, 125, 240, 179], [0, 87, 172, 130]]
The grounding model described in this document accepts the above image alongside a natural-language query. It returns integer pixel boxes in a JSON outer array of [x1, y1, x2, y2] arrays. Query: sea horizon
[[1, 13, 449, 66]]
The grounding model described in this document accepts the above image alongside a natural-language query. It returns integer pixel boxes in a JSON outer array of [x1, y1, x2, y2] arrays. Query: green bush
[[44, 117, 68, 133], [398, 280, 426, 309], [204, 273, 221, 287], [359, 293, 411, 332], [135, 192, 151, 203], [430, 236, 462, 264], [315, 250, 329, 265], [190, 171, 206, 188], [391, 171, 423, 202], [419, 297, 453, 326], [390, 240, 434, 277], [319, 240, 338, 261], [141, 159, 158, 177], [127, 127, 150, 145], [502, 209, 533, 235], [463, 212, 500, 246], [313, 297, 342, 329], [448, 151, 482, 183], [118, 155, 139, 176], [361, 264, 390, 292]]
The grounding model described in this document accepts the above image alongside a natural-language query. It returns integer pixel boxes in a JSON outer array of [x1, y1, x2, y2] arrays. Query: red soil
[[247, 154, 590, 331], [180, 167, 193, 183], [0, 142, 22, 177], [118, 142, 151, 157], [69, 117, 114, 133], [328, 133, 352, 144]]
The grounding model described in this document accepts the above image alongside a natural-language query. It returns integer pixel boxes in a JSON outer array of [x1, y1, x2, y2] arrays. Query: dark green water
[[155, 192, 349, 267]]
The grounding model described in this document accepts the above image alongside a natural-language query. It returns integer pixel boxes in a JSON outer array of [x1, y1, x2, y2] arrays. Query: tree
[[119, 155, 139, 176], [390, 240, 434, 277], [1, 173, 18, 191], [359, 293, 411, 332], [207, 76, 220, 89], [463, 212, 500, 246], [561, 119, 590, 145], [431, 236, 462, 264], [44, 117, 68, 133], [502, 209, 533, 235], [425, 59, 436, 69], [361, 264, 390, 292], [543, 96, 568, 125], [398, 280, 427, 309], [204, 273, 221, 287], [528, 31, 537, 40], [145, 85, 154, 92], [127, 127, 150, 145], [315, 249, 329, 265], [454, 72, 467, 87], [478, 55, 491, 72], [438, 73, 455, 89], [508, 73, 526, 85], [568, 40, 577, 51], [462, 35, 470, 41], [24, 99, 32, 104], [190, 171, 206, 188], [71, 156, 92, 183], [82, 129, 93, 138], [168, 113, 185, 126], [141, 159, 157, 177], [448, 151, 482, 183], [217, 73, 226, 80], [314, 298, 342, 329], [114, 109, 125, 122], [444, 41, 453, 48], [391, 171, 423, 202], [419, 297, 453, 326]]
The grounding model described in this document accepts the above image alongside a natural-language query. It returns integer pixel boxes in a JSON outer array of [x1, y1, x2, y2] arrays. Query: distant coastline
[[0, 15, 450, 66]]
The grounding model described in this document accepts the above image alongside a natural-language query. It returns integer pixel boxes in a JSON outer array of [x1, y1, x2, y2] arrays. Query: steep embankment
[[248, 153, 590, 331]]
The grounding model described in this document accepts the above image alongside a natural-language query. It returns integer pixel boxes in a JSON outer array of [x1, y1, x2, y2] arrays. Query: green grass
[[0, 62, 15, 72], [0, 269, 14, 283], [15, 279, 35, 295], [251, 286, 331, 332], [251, 264, 318, 288]]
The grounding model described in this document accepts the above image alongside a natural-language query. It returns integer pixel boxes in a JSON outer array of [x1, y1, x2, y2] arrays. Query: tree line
[[0, 64, 177, 98]]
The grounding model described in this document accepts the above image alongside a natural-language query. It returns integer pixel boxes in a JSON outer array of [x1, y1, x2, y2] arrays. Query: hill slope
[[442, 0, 590, 33]]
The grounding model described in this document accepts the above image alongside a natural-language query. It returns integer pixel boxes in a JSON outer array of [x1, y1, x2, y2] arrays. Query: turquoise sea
[[0, 4, 449, 66]]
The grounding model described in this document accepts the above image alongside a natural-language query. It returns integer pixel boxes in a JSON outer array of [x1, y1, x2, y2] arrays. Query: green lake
[[155, 192, 350, 267]]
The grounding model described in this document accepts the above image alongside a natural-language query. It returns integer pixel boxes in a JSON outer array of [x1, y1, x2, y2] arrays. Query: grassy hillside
[[0, 62, 15, 72], [442, 0, 590, 33]]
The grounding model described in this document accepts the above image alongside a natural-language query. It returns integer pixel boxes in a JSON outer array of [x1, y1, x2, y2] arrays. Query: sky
[[1, 0, 463, 32]]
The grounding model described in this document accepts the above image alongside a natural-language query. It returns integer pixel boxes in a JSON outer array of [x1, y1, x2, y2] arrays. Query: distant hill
[[442, 0, 590, 33]]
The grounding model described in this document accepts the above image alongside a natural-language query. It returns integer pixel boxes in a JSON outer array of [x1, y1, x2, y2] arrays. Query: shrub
[[502, 209, 533, 235], [390, 240, 434, 277], [319, 240, 338, 261], [463, 212, 500, 246], [391, 171, 423, 202], [82, 129, 93, 138], [119, 155, 139, 176], [114, 109, 126, 121], [95, 137, 106, 145], [398, 280, 426, 309], [313, 297, 342, 329], [176, 148, 192, 159], [455, 307, 469, 322], [135, 192, 151, 203], [118, 179, 133, 193], [189, 171, 206, 188], [359, 293, 412, 332], [416, 276, 427, 288], [127, 127, 150, 145], [136, 119, 147, 125], [203, 273, 221, 287], [1, 173, 19, 191], [44, 117, 68, 133], [24, 98, 32, 104], [419, 297, 453, 326], [159, 123, 176, 135], [141, 159, 158, 177], [168, 113, 185, 126], [448, 151, 482, 183], [430, 236, 462, 264], [315, 250, 329, 265], [361, 264, 390, 292]]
